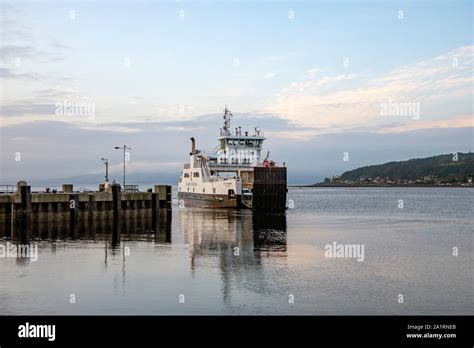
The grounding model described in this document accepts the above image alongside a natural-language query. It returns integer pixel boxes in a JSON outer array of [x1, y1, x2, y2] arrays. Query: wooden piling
[[151, 192, 159, 233], [18, 185, 31, 243], [111, 184, 121, 245], [153, 185, 171, 242], [47, 202, 54, 237], [88, 196, 96, 237], [155, 185, 172, 209], [69, 194, 79, 239], [1, 200, 12, 239], [37, 203, 45, 239]]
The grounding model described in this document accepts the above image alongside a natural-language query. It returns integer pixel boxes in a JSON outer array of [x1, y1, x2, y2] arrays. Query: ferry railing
[[124, 185, 139, 192]]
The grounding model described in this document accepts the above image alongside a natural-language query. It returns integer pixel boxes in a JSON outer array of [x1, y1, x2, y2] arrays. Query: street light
[[114, 145, 131, 189], [101, 158, 109, 182]]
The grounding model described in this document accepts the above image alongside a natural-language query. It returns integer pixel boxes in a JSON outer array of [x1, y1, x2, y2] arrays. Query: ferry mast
[[222, 106, 233, 136]]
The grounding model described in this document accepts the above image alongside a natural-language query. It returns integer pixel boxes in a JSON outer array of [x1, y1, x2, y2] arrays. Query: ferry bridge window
[[184, 173, 189, 178], [246, 140, 256, 147], [193, 172, 200, 178]]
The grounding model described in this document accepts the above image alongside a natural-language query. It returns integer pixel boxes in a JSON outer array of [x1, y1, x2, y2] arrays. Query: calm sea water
[[0, 187, 472, 315]]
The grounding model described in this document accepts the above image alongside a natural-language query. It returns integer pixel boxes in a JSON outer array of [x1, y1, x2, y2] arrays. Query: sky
[[0, 0, 473, 184]]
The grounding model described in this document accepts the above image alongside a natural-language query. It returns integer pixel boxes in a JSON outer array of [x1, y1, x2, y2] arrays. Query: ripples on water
[[0, 187, 472, 315]]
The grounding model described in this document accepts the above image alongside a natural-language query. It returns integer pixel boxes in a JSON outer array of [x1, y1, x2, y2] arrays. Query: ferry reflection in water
[[180, 209, 287, 304]]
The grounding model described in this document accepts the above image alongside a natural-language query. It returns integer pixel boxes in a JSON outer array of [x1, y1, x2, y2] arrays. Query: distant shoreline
[[292, 184, 474, 188]]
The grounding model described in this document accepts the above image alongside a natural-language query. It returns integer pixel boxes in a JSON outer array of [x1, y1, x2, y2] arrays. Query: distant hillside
[[339, 153, 474, 181]]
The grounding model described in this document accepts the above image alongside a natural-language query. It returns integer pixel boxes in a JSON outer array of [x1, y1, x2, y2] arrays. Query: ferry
[[178, 107, 287, 211]]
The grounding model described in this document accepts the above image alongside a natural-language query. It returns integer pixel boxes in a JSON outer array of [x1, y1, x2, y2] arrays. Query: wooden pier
[[0, 182, 172, 244]]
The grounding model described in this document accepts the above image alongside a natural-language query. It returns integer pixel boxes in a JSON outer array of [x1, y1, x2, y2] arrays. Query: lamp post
[[114, 145, 131, 189], [101, 158, 109, 182]]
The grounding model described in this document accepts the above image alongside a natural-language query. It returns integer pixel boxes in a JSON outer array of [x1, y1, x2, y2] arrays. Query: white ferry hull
[[178, 192, 241, 208]]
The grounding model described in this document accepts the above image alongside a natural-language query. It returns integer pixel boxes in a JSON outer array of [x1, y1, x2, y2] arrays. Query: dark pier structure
[[249, 166, 287, 212], [0, 182, 172, 244]]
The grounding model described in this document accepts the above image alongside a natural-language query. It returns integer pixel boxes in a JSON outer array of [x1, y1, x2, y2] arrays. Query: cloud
[[306, 67, 319, 77], [314, 74, 357, 87], [0, 5, 34, 43], [264, 129, 323, 141], [0, 67, 42, 80], [264, 73, 276, 79], [0, 45, 37, 63], [77, 124, 143, 133], [378, 114, 474, 133], [0, 87, 82, 122], [266, 46, 474, 130], [0, 3, 78, 119]]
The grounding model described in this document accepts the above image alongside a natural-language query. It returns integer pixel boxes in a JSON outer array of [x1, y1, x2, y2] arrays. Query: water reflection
[[1, 212, 172, 293], [1, 206, 288, 309], [180, 209, 287, 304], [252, 213, 287, 252], [1, 210, 172, 244]]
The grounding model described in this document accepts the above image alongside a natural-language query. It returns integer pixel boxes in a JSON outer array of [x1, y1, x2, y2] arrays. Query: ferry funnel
[[190, 137, 196, 155]]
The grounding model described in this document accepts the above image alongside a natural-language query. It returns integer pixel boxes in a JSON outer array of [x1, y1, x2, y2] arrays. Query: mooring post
[[160, 185, 168, 209], [111, 184, 121, 245], [18, 185, 31, 244], [62, 184, 73, 193], [166, 185, 172, 210], [154, 185, 172, 210], [69, 193, 79, 239], [151, 192, 159, 233], [156, 185, 171, 242]]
